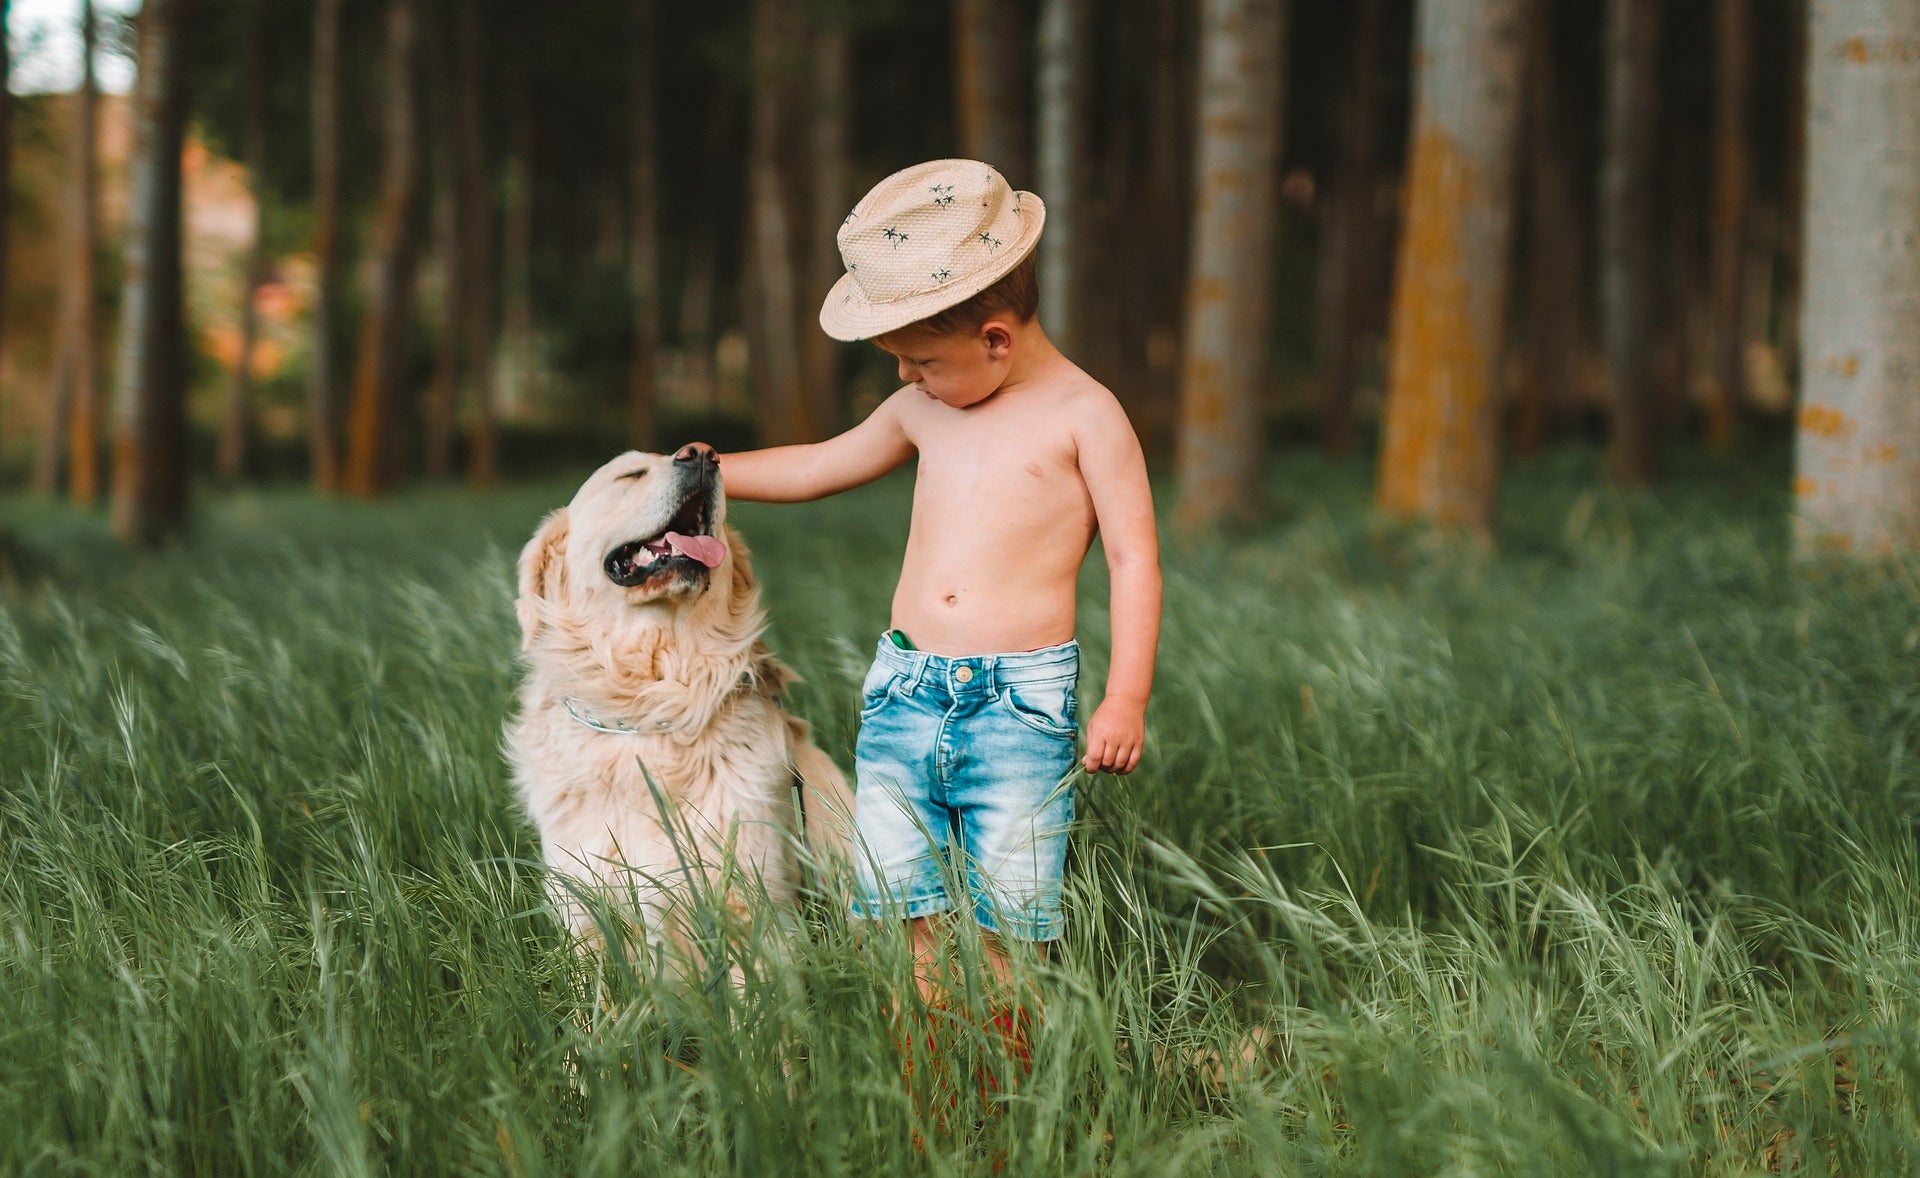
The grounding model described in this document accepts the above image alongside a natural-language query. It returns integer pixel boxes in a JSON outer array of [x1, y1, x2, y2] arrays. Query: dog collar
[[562, 696, 676, 735]]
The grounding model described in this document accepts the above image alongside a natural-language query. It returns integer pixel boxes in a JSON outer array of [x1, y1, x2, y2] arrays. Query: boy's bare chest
[[905, 402, 1079, 495]]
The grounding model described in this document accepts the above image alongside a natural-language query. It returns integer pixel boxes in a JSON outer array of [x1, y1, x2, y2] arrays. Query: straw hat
[[818, 159, 1045, 341]]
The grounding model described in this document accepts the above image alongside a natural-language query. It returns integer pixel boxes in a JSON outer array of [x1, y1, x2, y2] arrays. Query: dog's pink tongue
[[665, 532, 725, 568]]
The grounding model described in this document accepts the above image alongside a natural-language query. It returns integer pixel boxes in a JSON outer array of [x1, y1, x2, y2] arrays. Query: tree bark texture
[[309, 0, 344, 489], [747, 0, 807, 447], [954, 0, 1028, 184], [110, 0, 192, 546], [1375, 0, 1525, 530], [1599, 0, 1660, 485], [1705, 0, 1754, 444], [41, 0, 99, 500], [628, 0, 662, 451], [1174, 0, 1286, 530], [455, 10, 496, 485], [1793, 0, 1920, 558], [800, 20, 850, 438], [1035, 0, 1089, 355], [1312, 0, 1384, 454], [219, 0, 266, 482], [343, 0, 422, 497]]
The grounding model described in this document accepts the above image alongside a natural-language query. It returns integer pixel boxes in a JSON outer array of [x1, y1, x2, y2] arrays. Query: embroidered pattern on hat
[[978, 232, 1001, 250], [932, 268, 952, 282]]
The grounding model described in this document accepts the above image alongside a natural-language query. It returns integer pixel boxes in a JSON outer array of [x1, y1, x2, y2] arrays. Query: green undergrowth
[[1, 445, 1916, 1174]]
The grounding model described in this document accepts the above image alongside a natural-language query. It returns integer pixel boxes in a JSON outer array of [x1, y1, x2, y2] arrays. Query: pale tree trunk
[[954, 0, 1028, 182], [628, 0, 661, 451], [747, 0, 807, 447], [1375, 0, 1525, 531], [1312, 0, 1383, 454], [1174, 0, 1286, 530], [110, 0, 192, 546], [799, 19, 849, 438], [343, 0, 421, 497], [1704, 0, 1753, 445], [40, 0, 99, 499], [1514, 0, 1580, 459], [454, 10, 495, 485], [218, 0, 266, 482], [1793, 0, 1920, 559], [422, 0, 458, 480], [1598, 0, 1660, 484], [1034, 0, 1088, 355], [309, 0, 344, 489]]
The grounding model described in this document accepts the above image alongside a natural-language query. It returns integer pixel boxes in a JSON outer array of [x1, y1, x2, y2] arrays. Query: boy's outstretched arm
[[714, 390, 916, 502], [1075, 392, 1162, 775]]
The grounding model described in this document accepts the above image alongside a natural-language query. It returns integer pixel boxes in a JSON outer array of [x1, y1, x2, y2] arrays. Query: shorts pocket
[[998, 676, 1077, 739]]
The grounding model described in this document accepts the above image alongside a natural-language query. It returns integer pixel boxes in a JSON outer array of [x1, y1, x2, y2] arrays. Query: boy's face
[[874, 317, 1015, 409]]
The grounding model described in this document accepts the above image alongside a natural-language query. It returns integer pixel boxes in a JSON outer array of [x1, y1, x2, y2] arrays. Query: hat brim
[[817, 193, 1046, 341]]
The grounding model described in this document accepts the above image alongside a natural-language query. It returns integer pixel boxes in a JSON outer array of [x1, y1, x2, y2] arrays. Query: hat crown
[[836, 160, 1029, 308]]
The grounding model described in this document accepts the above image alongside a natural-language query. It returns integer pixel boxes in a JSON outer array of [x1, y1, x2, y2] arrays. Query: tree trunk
[[1777, 0, 1807, 386], [628, 0, 661, 451], [342, 0, 422, 497], [1598, 0, 1660, 484], [954, 0, 1029, 183], [1034, 0, 1089, 356], [1793, 0, 1920, 558], [455, 10, 496, 485], [422, 0, 458, 480], [1704, 0, 1753, 445], [499, 81, 534, 421], [218, 0, 266, 483], [110, 0, 192, 546], [39, 0, 98, 498], [1375, 0, 1525, 531], [309, 0, 344, 489], [799, 19, 850, 438], [1173, 0, 1286, 530], [746, 0, 807, 447], [1514, 0, 1580, 459], [0, 0, 10, 409], [1312, 0, 1384, 454]]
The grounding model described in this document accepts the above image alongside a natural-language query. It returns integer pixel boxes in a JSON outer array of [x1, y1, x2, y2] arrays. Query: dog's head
[[516, 445, 756, 655]]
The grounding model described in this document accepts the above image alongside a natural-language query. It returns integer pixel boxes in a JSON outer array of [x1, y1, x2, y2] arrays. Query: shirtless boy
[[694, 160, 1161, 1008]]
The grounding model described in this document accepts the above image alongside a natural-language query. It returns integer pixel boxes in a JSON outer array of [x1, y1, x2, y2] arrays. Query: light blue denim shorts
[[849, 633, 1079, 942]]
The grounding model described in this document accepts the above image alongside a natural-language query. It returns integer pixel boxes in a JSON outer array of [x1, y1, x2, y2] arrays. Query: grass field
[[2, 446, 1917, 1175]]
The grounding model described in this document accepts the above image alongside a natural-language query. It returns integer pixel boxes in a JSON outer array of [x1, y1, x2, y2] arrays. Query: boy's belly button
[[944, 594, 957, 606]]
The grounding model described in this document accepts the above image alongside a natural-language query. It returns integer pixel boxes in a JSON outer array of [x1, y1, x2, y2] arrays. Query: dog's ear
[[722, 524, 756, 612], [516, 507, 570, 650]]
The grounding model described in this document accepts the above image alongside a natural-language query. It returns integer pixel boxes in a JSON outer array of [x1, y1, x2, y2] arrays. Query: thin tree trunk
[[1793, 0, 1920, 558], [63, 0, 101, 500], [218, 0, 266, 482], [1313, 0, 1383, 454], [1174, 0, 1287, 530], [1035, 0, 1089, 356], [422, 0, 458, 480], [1705, 0, 1753, 445], [455, 9, 495, 485], [799, 19, 849, 438], [954, 0, 1029, 183], [1375, 0, 1526, 531], [628, 0, 661, 451], [675, 101, 731, 412], [309, 0, 344, 489], [499, 80, 534, 421], [1599, 0, 1660, 484], [343, 0, 422, 497], [1514, 0, 1580, 458], [1778, 0, 1807, 385], [747, 0, 806, 447], [110, 0, 192, 546]]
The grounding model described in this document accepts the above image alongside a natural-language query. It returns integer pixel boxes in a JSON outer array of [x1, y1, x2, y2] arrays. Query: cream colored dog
[[506, 445, 851, 961]]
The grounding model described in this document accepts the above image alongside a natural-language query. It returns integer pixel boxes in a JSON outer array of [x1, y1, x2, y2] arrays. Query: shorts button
[[954, 666, 974, 684]]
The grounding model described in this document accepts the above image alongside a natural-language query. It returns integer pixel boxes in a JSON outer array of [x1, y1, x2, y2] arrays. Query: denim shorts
[[849, 633, 1079, 941]]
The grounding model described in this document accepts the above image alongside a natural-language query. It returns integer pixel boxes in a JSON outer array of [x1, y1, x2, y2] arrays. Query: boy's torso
[[889, 372, 1103, 657]]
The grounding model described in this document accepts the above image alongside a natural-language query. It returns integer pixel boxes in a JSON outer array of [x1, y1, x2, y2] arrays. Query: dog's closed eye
[[617, 468, 648, 481]]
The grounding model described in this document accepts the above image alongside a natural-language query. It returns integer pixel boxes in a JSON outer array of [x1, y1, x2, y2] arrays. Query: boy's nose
[[896, 358, 916, 383], [675, 442, 716, 470]]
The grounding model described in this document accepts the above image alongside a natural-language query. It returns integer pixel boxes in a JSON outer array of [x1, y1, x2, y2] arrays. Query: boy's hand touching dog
[[1082, 697, 1145, 775]]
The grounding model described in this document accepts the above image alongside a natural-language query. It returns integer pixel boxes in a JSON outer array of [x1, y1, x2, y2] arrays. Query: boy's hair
[[883, 251, 1039, 341]]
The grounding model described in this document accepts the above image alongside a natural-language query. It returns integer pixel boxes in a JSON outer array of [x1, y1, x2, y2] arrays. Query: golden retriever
[[506, 444, 851, 963]]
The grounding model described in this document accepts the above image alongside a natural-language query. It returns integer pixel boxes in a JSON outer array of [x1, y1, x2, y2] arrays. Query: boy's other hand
[[1082, 698, 1145, 775]]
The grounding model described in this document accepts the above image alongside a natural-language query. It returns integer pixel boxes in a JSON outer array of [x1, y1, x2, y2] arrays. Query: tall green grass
[[2, 447, 1916, 1174]]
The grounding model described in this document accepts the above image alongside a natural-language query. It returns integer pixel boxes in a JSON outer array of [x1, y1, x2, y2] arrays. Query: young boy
[[704, 159, 1160, 1004]]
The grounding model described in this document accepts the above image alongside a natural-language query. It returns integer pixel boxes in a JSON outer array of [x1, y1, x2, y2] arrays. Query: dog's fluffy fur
[[505, 450, 851, 956]]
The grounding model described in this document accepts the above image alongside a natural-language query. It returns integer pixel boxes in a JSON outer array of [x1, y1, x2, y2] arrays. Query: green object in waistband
[[888, 629, 916, 651]]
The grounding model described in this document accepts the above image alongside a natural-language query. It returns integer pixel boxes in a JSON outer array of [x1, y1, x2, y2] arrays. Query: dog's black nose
[[675, 443, 717, 470]]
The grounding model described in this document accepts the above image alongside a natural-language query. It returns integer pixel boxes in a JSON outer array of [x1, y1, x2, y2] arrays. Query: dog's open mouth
[[603, 491, 725, 587]]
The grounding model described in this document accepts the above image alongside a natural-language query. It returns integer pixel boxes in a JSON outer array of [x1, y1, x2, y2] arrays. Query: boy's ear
[[981, 316, 1014, 358], [516, 508, 570, 649]]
